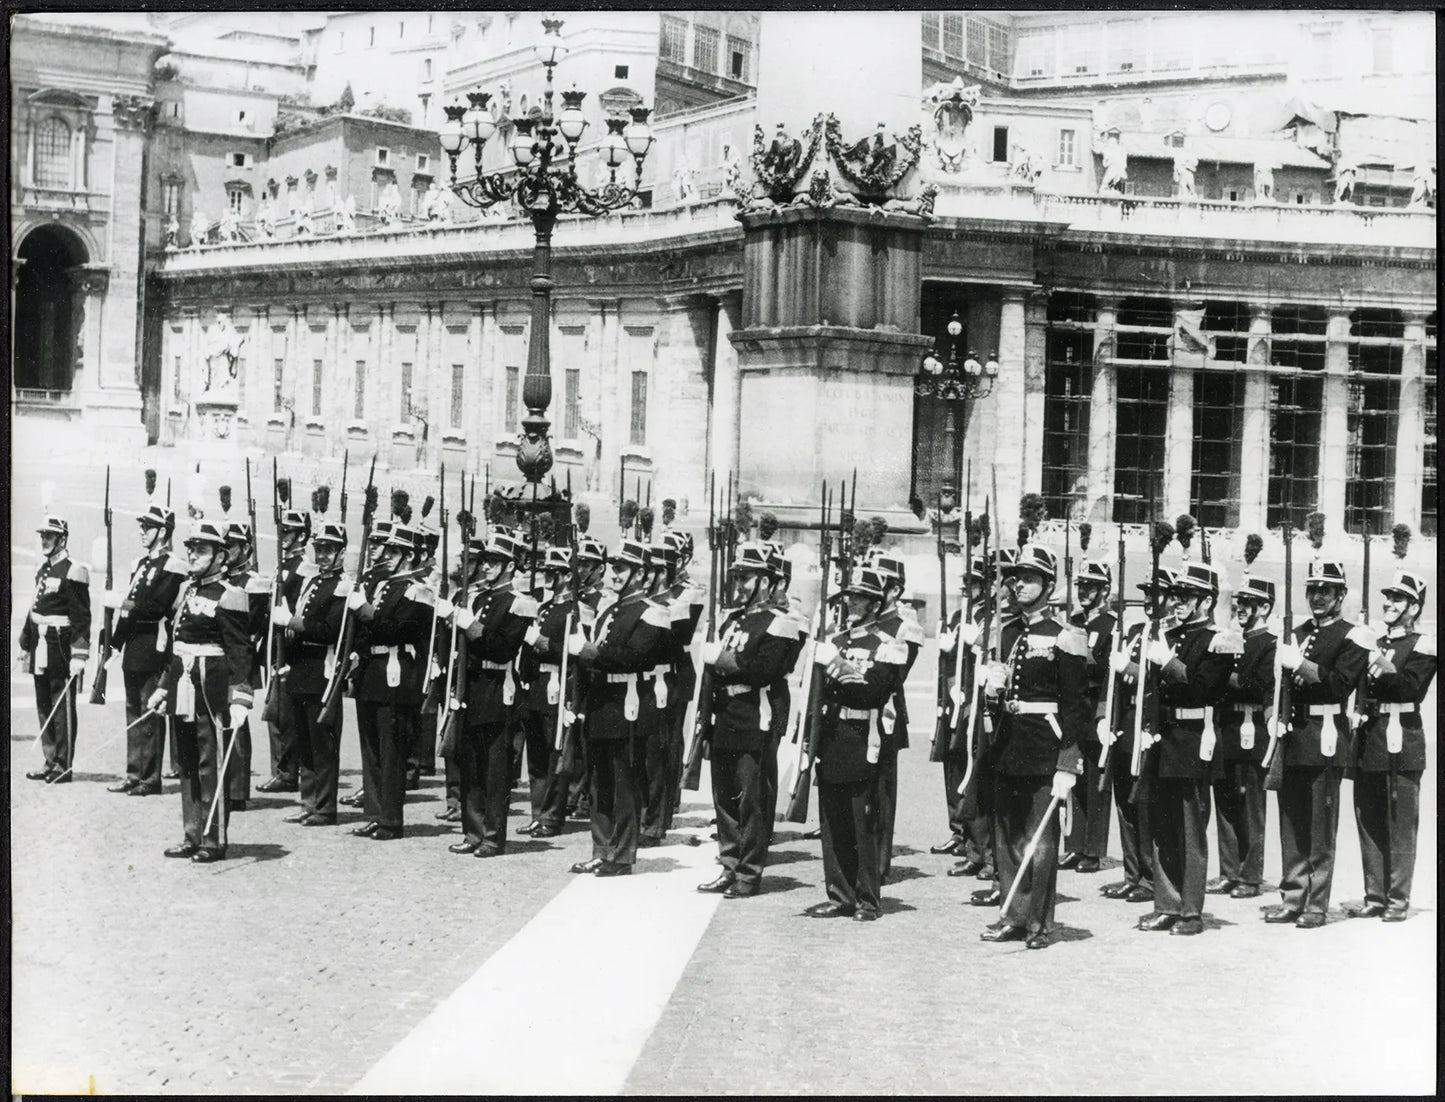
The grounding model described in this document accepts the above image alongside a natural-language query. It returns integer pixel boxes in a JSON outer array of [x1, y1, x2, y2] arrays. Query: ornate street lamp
[[914, 311, 1000, 510], [440, 17, 655, 488]]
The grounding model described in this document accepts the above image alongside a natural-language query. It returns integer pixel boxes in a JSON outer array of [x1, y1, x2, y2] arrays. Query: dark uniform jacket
[[1283, 617, 1372, 768], [582, 592, 673, 741], [281, 567, 351, 697], [228, 567, 274, 691], [664, 575, 706, 695], [20, 552, 92, 672], [709, 603, 800, 752], [939, 604, 988, 733], [1154, 617, 1234, 779], [874, 603, 924, 750], [1356, 628, 1437, 773], [1071, 608, 1118, 725], [352, 572, 434, 708], [521, 590, 579, 714], [767, 596, 810, 747], [159, 573, 255, 715], [460, 581, 536, 724], [1216, 625, 1275, 765], [812, 624, 907, 784], [111, 548, 188, 673], [988, 610, 1089, 777], [1114, 620, 1162, 760]]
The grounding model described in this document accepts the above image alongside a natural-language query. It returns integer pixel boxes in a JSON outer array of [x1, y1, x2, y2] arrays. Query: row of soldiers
[[931, 547, 1435, 945]]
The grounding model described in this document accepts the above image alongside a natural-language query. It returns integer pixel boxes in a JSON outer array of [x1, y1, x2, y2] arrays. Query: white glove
[[455, 607, 477, 631], [1110, 648, 1132, 673], [271, 603, 291, 627], [69, 656, 87, 677], [981, 662, 1009, 693], [435, 597, 456, 619], [813, 641, 840, 666], [228, 702, 250, 730], [938, 630, 956, 655], [1269, 716, 1289, 741], [1276, 642, 1304, 671], [1096, 717, 1114, 744], [1199, 725, 1217, 762], [1146, 638, 1175, 667], [959, 621, 982, 648], [103, 588, 125, 610], [1050, 770, 1077, 800], [346, 590, 367, 612], [146, 687, 168, 711], [702, 641, 724, 665], [524, 624, 542, 647], [567, 632, 587, 656]]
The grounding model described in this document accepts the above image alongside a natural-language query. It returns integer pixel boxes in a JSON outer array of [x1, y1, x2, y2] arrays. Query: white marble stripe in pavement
[[350, 832, 723, 1096]]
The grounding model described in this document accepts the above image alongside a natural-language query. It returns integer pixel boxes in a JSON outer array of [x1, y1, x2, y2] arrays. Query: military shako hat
[[313, 522, 348, 547], [1075, 560, 1112, 588], [225, 521, 254, 546], [576, 536, 608, 565], [139, 505, 176, 531], [1306, 560, 1347, 587], [1174, 562, 1219, 595], [962, 555, 987, 582], [1381, 570, 1426, 605], [871, 552, 906, 588], [1005, 545, 1058, 583], [541, 546, 574, 573], [479, 533, 519, 562], [663, 531, 694, 563], [368, 520, 394, 545], [611, 539, 650, 570], [648, 539, 678, 572], [385, 525, 421, 553], [730, 541, 771, 573], [280, 509, 312, 536], [1235, 577, 1276, 606], [993, 547, 1019, 571], [37, 515, 69, 538], [1138, 567, 1176, 594], [183, 521, 228, 549], [844, 567, 888, 601]]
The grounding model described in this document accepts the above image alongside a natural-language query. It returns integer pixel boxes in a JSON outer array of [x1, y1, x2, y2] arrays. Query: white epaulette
[[641, 601, 672, 629], [1413, 632, 1435, 658], [162, 554, 191, 576], [578, 604, 597, 629], [67, 561, 90, 584], [1055, 624, 1090, 658], [876, 639, 908, 665], [407, 582, 436, 606], [218, 584, 251, 613], [893, 616, 926, 646], [766, 612, 801, 639], [510, 593, 539, 619], [244, 573, 273, 595], [1346, 623, 1378, 651], [294, 559, 320, 579], [1210, 628, 1245, 655], [334, 576, 354, 598], [668, 596, 692, 622]]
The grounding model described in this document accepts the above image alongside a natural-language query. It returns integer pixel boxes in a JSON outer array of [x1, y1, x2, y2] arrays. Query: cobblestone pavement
[[9, 453, 1438, 1095]]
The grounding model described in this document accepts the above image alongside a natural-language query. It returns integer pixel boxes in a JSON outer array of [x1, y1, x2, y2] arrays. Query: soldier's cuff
[[230, 688, 254, 708]]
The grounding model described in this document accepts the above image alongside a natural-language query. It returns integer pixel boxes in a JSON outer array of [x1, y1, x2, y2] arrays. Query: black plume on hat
[[1078, 521, 1092, 553], [1175, 514, 1196, 549], [1244, 533, 1263, 566], [277, 476, 292, 505], [312, 485, 331, 515], [362, 484, 379, 523], [219, 485, 232, 511], [1150, 520, 1176, 556], [421, 495, 435, 520], [391, 488, 409, 517]]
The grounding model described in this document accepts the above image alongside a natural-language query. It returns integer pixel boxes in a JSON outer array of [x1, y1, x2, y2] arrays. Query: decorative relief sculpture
[[923, 77, 978, 174], [1096, 128, 1127, 195], [824, 115, 922, 205]]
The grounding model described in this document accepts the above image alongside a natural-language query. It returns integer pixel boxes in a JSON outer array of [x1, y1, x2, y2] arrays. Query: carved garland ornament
[[823, 114, 922, 204]]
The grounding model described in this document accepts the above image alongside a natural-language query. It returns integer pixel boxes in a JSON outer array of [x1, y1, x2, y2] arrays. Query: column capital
[[1094, 295, 1123, 314], [1247, 301, 1274, 319], [999, 286, 1032, 305]]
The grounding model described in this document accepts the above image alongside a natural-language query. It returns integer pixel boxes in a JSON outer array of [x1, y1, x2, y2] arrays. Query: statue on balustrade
[[1011, 145, 1043, 187], [256, 194, 277, 238], [923, 77, 977, 175], [1173, 150, 1198, 200], [165, 213, 180, 249], [189, 210, 211, 248], [1333, 162, 1357, 205], [295, 194, 315, 236], [202, 312, 247, 396], [1097, 129, 1127, 195], [335, 194, 357, 234], [721, 143, 744, 199], [424, 181, 451, 223], [219, 207, 241, 243], [379, 181, 404, 225], [1253, 162, 1276, 203], [1408, 162, 1435, 209], [672, 160, 697, 204]]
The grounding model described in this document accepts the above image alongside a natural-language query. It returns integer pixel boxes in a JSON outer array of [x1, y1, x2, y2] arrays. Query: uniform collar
[[45, 549, 69, 568], [1022, 606, 1052, 625], [1245, 624, 1270, 637], [1385, 624, 1413, 640]]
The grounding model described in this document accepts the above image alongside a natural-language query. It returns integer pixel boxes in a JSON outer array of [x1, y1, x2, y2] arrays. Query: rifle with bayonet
[[420, 462, 448, 715], [245, 459, 259, 571], [317, 457, 377, 733], [438, 472, 474, 756], [1097, 522, 1127, 792], [784, 480, 832, 823], [1129, 489, 1170, 806], [1263, 498, 1293, 790], [681, 472, 718, 791], [957, 471, 996, 806], [89, 466, 115, 704], [931, 463, 967, 764]]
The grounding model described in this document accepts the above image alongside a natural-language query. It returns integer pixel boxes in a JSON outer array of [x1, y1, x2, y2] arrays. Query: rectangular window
[[1112, 366, 1169, 524], [629, 372, 648, 446], [1267, 374, 1322, 529], [163, 181, 181, 216], [1190, 370, 1245, 528], [727, 35, 751, 81], [991, 127, 1009, 163], [987, 24, 1011, 74], [1107, 20, 1143, 72], [354, 360, 366, 419], [615, 65, 629, 80], [564, 368, 581, 438], [273, 358, 284, 413], [966, 17, 987, 66], [173, 354, 183, 402], [1311, 27, 1336, 79], [1151, 16, 1191, 70], [504, 366, 520, 432], [1056, 129, 1076, 167], [1345, 373, 1399, 535], [1269, 305, 1328, 371], [227, 188, 245, 214], [400, 362, 413, 421], [230, 151, 249, 168], [376, 148, 390, 166], [335, 30, 344, 52], [1203, 300, 1250, 363], [450, 363, 464, 429], [1041, 350, 1092, 518], [1116, 297, 1173, 361], [942, 13, 964, 58], [311, 360, 323, 417], [422, 57, 433, 81], [1064, 24, 1098, 74], [369, 25, 376, 48], [1016, 29, 1052, 78], [693, 25, 720, 73], [660, 15, 686, 63], [1371, 29, 1393, 74], [237, 357, 247, 408], [922, 11, 941, 51]]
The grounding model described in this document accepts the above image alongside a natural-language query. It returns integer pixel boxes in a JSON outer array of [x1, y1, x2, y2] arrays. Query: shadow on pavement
[[769, 829, 819, 844], [883, 864, 928, 883], [635, 855, 687, 874], [879, 898, 919, 916], [1053, 924, 1094, 943], [758, 874, 809, 895], [215, 842, 290, 867], [758, 848, 819, 868], [1201, 913, 1238, 931]]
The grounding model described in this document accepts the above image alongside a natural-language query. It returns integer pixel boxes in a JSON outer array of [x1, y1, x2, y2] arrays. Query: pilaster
[[1021, 290, 1048, 497], [709, 292, 742, 485], [993, 290, 1028, 523], [1165, 299, 1203, 519], [1392, 312, 1429, 532], [1086, 297, 1119, 516], [1320, 310, 1352, 535], [1238, 302, 1273, 532]]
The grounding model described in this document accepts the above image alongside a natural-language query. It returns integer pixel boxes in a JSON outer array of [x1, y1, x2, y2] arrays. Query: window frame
[[33, 116, 73, 189]]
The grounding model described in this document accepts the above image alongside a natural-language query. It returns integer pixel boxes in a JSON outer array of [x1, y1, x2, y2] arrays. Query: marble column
[[1237, 302, 1273, 532], [658, 295, 713, 509], [1320, 310, 1352, 535], [1165, 299, 1204, 520], [1021, 291, 1049, 497], [472, 301, 493, 472], [708, 292, 742, 485], [592, 299, 622, 501], [993, 290, 1028, 525], [1392, 313, 1429, 532], [1086, 298, 1119, 518]]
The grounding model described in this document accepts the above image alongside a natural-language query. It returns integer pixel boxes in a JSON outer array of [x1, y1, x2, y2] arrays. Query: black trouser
[[226, 717, 252, 802], [1277, 765, 1342, 916], [356, 702, 408, 830], [123, 667, 166, 789], [876, 744, 899, 880], [567, 733, 590, 815], [712, 746, 769, 887], [943, 747, 968, 843], [761, 732, 782, 830], [444, 755, 461, 811], [1110, 742, 1153, 888], [1065, 741, 1112, 859], [520, 706, 568, 830], [993, 772, 1061, 934], [818, 775, 882, 916], [282, 692, 337, 818], [662, 686, 690, 832], [459, 720, 511, 851], [509, 709, 526, 788], [1353, 769, 1421, 911], [409, 710, 437, 774], [33, 665, 78, 773], [589, 735, 644, 866], [267, 711, 298, 784], [176, 711, 228, 850], [640, 704, 673, 841], [1150, 776, 1210, 919], [961, 741, 995, 869], [1212, 760, 1266, 886]]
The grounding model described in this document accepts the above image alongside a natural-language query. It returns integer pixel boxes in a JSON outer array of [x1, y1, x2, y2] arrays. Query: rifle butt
[[88, 663, 108, 706], [783, 762, 812, 823], [261, 673, 283, 725]]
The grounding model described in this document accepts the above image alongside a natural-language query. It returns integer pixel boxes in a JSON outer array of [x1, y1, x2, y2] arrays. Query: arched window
[[34, 117, 71, 188]]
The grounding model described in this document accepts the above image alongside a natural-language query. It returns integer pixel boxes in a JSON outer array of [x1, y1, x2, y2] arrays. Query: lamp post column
[[519, 210, 557, 483]]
